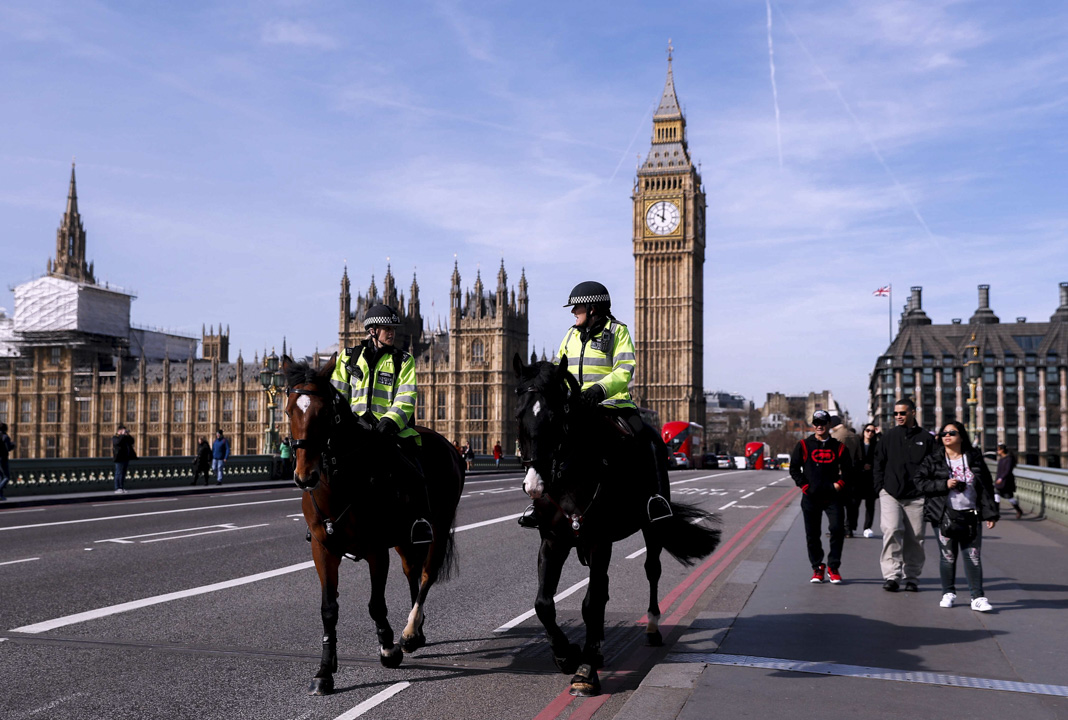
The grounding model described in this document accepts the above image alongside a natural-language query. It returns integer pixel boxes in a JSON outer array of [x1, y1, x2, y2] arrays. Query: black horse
[[283, 355, 465, 695], [513, 354, 721, 696]]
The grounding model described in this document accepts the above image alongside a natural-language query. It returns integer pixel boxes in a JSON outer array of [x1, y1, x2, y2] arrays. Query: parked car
[[671, 451, 691, 469], [715, 455, 735, 469]]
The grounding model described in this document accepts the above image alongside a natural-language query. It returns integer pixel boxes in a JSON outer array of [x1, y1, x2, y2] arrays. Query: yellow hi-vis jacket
[[554, 319, 637, 409], [330, 341, 420, 442]]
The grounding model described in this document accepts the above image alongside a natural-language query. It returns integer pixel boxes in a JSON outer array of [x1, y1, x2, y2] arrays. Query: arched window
[[472, 339, 484, 363]]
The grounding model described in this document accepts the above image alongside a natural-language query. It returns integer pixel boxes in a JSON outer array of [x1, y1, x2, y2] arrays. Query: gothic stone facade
[[869, 284, 1068, 467], [631, 52, 707, 427], [338, 261, 529, 455]]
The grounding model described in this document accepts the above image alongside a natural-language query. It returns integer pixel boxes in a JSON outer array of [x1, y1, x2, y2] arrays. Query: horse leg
[[642, 528, 664, 647], [309, 542, 340, 696], [569, 543, 610, 697], [400, 547, 430, 652], [535, 537, 581, 674], [367, 549, 403, 668]]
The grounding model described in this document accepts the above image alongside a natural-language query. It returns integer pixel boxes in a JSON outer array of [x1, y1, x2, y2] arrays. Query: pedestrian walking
[[280, 436, 293, 479], [0, 422, 14, 501], [830, 416, 863, 538], [191, 437, 212, 485], [112, 425, 136, 494], [493, 441, 502, 470], [790, 410, 851, 584], [211, 429, 230, 485], [914, 420, 999, 612], [850, 424, 880, 538], [874, 398, 935, 592], [995, 443, 1023, 519], [463, 443, 474, 471]]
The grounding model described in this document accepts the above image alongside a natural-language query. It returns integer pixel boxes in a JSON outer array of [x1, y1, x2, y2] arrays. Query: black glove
[[376, 418, 399, 436], [581, 384, 606, 406]]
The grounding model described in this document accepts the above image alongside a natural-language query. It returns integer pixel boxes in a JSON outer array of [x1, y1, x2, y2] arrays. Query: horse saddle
[[604, 413, 642, 439]]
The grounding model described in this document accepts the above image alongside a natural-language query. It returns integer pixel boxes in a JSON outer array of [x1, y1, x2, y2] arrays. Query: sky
[[1, 0, 1066, 424]]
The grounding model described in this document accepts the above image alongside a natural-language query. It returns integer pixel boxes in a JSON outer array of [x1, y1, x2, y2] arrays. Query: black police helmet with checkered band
[[363, 303, 402, 328], [564, 281, 611, 308]]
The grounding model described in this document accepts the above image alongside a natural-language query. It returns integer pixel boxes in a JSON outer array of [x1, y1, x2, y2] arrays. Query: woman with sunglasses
[[848, 424, 879, 538], [914, 420, 999, 611]]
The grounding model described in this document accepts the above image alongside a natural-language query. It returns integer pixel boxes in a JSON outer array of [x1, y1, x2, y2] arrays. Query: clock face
[[646, 201, 680, 235]]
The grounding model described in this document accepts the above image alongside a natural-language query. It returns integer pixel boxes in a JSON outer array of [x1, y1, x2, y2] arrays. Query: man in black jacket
[[790, 410, 851, 584], [112, 425, 136, 494], [873, 399, 935, 592]]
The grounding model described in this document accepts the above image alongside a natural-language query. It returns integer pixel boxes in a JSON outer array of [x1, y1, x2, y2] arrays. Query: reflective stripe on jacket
[[554, 320, 636, 409], [330, 342, 419, 440]]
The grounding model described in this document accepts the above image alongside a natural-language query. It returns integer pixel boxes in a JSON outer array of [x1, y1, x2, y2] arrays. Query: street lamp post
[[259, 350, 285, 458], [964, 336, 982, 449]]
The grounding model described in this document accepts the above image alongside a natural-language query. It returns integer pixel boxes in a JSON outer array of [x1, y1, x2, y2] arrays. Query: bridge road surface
[[0, 468, 788, 720]]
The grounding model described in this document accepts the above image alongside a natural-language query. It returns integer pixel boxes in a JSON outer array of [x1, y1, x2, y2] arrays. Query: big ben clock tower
[[632, 44, 706, 427]]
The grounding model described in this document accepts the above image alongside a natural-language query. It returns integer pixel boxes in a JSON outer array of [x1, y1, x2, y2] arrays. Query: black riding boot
[[647, 437, 672, 522], [402, 452, 433, 545]]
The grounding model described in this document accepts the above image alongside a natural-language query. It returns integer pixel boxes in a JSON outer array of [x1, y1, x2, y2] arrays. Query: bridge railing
[[2, 456, 279, 496], [988, 460, 1068, 527]]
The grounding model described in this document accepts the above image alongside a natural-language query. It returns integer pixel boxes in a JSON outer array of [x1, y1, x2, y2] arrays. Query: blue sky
[[1, 0, 1065, 423]]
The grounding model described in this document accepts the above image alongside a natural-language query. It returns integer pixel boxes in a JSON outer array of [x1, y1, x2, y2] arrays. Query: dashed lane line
[[0, 557, 40, 567], [719, 500, 737, 510], [494, 578, 590, 633], [670, 472, 735, 486], [334, 682, 410, 719], [0, 497, 297, 532]]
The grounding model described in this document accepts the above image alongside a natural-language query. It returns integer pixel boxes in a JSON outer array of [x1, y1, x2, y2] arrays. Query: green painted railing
[[988, 460, 1068, 527], [2, 455, 279, 496]]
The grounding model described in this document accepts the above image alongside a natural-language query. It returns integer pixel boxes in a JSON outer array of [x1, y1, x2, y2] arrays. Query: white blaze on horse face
[[296, 394, 312, 413], [523, 466, 544, 499], [533, 400, 542, 417]]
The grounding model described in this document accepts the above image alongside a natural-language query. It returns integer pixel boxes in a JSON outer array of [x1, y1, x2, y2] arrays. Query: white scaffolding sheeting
[[0, 311, 18, 357], [13, 276, 131, 337]]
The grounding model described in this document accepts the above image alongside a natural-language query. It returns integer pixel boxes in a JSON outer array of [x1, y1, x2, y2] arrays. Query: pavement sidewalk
[[615, 500, 1068, 719]]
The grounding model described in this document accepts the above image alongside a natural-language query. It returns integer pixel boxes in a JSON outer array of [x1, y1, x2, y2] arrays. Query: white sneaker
[[971, 597, 992, 612], [114, 489, 123, 494], [939, 592, 956, 608], [863, 528, 874, 538]]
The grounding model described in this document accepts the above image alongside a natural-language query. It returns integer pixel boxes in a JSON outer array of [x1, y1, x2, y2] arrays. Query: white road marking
[[461, 487, 520, 498], [0, 508, 44, 514], [670, 472, 735, 486], [741, 492, 755, 499], [11, 561, 316, 633], [286, 513, 304, 518], [756, 487, 766, 491], [0, 497, 297, 532], [95, 523, 270, 544], [464, 476, 523, 485], [92, 498, 177, 507], [454, 512, 524, 532], [0, 557, 40, 567], [770, 479, 783, 485], [495, 578, 590, 633], [626, 547, 647, 559], [334, 682, 410, 719], [719, 500, 738, 510]]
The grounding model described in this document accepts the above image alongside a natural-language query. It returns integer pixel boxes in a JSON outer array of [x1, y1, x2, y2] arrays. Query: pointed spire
[[497, 258, 508, 293], [654, 39, 682, 120], [66, 162, 79, 218], [451, 257, 461, 290], [50, 161, 93, 283]]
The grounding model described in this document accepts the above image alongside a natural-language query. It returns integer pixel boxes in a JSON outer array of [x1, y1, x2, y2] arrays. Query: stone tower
[[202, 324, 230, 363], [631, 46, 706, 426], [47, 163, 95, 283], [339, 264, 424, 354]]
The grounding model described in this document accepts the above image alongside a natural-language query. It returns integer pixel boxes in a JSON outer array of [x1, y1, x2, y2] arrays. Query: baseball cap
[[812, 410, 831, 425]]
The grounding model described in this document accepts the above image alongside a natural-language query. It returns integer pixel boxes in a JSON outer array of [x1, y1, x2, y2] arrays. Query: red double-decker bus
[[662, 422, 704, 469], [745, 441, 770, 470]]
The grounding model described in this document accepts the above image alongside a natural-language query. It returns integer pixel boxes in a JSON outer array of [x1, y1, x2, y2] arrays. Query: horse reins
[[286, 384, 353, 537]]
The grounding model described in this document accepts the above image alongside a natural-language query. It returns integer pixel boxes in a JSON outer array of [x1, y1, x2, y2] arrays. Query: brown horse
[[283, 354, 464, 695]]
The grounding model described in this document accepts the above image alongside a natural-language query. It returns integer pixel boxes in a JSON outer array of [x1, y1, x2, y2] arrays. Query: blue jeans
[[211, 459, 225, 484], [933, 521, 984, 599], [114, 461, 129, 490]]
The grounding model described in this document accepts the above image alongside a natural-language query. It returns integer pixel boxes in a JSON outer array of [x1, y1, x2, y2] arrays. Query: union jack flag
[[872, 285, 891, 297]]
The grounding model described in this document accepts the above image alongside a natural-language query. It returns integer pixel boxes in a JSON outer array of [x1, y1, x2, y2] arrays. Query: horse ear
[[319, 352, 338, 378], [557, 354, 569, 373], [512, 352, 524, 378], [281, 354, 293, 371]]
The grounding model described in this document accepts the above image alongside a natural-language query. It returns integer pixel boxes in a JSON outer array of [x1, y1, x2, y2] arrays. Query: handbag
[[940, 507, 978, 542]]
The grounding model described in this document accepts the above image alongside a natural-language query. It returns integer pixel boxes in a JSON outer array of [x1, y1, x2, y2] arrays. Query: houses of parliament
[[0, 54, 707, 459]]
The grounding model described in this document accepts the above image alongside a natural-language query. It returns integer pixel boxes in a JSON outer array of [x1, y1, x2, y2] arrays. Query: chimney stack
[[1053, 281, 1068, 322], [969, 284, 999, 324], [900, 285, 932, 327]]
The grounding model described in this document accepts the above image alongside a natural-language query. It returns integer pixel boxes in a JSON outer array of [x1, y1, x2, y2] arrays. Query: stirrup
[[518, 504, 539, 529], [410, 518, 433, 545], [647, 495, 672, 522]]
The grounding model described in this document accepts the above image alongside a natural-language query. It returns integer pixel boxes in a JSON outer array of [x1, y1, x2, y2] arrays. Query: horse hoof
[[552, 643, 582, 675], [569, 664, 600, 696], [646, 630, 663, 647], [308, 676, 334, 696], [380, 645, 404, 669], [401, 632, 426, 653]]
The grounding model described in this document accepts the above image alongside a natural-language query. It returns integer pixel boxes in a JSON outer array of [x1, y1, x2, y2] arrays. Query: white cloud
[[261, 20, 338, 50]]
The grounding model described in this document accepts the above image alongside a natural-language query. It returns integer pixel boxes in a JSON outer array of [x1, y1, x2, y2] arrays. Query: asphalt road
[[0, 468, 793, 720]]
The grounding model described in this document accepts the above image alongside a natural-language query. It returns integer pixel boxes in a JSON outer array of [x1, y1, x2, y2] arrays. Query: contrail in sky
[[772, 0, 938, 245], [766, 0, 783, 167]]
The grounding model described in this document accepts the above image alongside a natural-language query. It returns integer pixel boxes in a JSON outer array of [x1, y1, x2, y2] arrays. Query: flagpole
[[888, 283, 892, 344]]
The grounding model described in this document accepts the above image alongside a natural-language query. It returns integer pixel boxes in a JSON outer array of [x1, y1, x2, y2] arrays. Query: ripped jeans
[[932, 521, 984, 599]]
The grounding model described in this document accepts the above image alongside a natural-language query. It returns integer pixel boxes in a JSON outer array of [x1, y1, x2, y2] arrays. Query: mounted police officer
[[518, 281, 672, 528], [330, 303, 433, 545]]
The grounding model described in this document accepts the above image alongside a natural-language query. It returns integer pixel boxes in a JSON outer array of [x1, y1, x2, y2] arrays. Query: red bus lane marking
[[637, 486, 798, 625], [532, 486, 799, 720]]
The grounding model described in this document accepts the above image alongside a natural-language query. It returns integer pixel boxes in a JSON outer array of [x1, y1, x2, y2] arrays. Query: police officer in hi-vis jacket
[[330, 303, 432, 545], [518, 281, 672, 528]]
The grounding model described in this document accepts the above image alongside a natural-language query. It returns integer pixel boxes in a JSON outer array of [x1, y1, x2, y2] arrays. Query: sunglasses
[[864, 429, 876, 433], [893, 411, 910, 416], [939, 430, 959, 438]]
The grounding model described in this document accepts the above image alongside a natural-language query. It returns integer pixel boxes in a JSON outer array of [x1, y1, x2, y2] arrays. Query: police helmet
[[363, 303, 402, 329], [564, 281, 611, 308]]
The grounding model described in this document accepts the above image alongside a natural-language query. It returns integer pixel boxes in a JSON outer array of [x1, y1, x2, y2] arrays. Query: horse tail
[[430, 451, 465, 582], [651, 501, 721, 566]]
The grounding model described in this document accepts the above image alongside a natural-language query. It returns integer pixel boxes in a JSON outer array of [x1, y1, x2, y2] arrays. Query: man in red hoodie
[[790, 410, 852, 584]]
